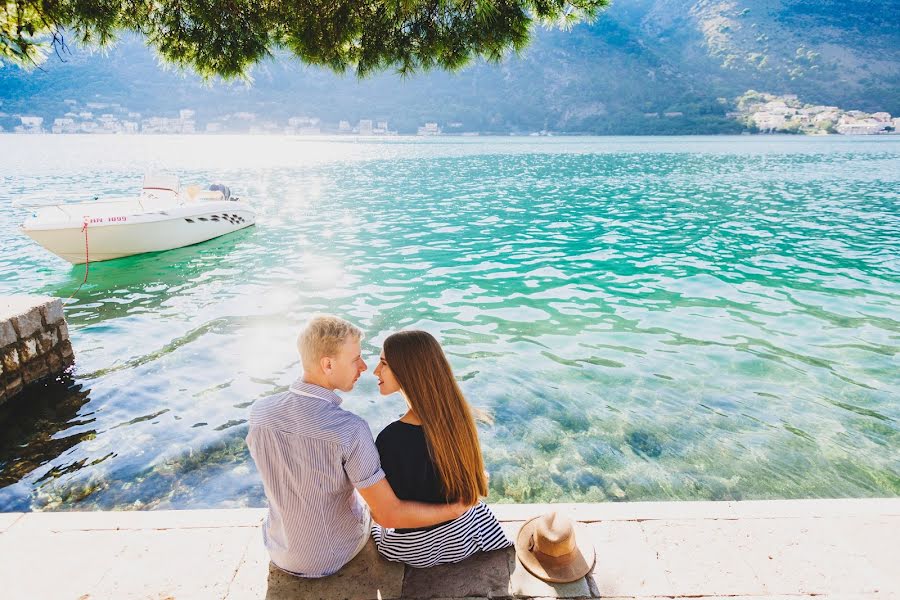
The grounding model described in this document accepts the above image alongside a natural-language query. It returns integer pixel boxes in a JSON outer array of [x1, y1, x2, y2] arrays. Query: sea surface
[[0, 135, 898, 511]]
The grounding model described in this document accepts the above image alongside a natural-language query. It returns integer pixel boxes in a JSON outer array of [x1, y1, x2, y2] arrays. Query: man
[[247, 314, 468, 577]]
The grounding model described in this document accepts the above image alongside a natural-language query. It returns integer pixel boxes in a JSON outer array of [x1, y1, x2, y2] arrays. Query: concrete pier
[[0, 498, 896, 599], [0, 295, 73, 403]]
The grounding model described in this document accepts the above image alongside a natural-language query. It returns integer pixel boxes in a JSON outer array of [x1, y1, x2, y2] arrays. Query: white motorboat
[[20, 174, 256, 264]]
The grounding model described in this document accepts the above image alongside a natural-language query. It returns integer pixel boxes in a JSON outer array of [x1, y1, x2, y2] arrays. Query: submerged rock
[[626, 430, 663, 458], [525, 416, 565, 453], [574, 469, 605, 492], [578, 439, 626, 471]]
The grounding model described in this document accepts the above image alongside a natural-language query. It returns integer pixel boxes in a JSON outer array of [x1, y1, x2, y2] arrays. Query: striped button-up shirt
[[247, 380, 385, 577]]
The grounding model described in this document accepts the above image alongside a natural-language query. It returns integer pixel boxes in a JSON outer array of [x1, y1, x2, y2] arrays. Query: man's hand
[[449, 500, 471, 520], [358, 479, 475, 529]]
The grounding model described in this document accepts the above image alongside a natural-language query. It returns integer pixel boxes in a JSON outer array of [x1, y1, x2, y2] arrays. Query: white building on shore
[[835, 114, 888, 135], [417, 122, 440, 136], [51, 118, 77, 134], [286, 116, 321, 135], [358, 119, 374, 135]]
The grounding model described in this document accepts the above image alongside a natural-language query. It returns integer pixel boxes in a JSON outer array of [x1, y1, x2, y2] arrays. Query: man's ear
[[320, 356, 333, 374]]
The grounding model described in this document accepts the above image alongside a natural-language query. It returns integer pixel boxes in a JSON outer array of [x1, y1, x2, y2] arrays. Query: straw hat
[[515, 512, 595, 583]]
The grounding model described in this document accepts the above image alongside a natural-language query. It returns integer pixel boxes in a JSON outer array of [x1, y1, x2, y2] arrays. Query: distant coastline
[[4, 90, 898, 137], [3, 130, 900, 137]]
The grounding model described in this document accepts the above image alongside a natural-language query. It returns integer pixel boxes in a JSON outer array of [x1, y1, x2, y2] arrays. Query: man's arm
[[358, 478, 471, 529]]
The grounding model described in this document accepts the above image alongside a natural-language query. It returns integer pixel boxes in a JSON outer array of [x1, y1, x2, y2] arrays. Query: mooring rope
[[65, 220, 90, 303]]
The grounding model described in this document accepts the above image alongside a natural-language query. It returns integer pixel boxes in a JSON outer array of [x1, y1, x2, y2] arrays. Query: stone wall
[[0, 295, 74, 404]]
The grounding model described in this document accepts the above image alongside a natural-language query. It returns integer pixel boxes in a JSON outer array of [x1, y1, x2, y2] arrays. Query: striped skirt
[[372, 501, 512, 568]]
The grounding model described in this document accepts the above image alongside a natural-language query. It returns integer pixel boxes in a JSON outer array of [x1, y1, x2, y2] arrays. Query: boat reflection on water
[[42, 225, 258, 325]]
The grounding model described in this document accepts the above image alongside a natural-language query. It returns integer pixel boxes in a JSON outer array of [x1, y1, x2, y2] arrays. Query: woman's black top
[[375, 420, 447, 505], [372, 420, 513, 564]]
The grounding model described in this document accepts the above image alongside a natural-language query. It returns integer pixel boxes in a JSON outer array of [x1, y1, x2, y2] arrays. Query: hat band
[[529, 534, 579, 565]]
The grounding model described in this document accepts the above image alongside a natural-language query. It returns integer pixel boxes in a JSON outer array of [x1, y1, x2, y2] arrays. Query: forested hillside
[[1, 0, 896, 134]]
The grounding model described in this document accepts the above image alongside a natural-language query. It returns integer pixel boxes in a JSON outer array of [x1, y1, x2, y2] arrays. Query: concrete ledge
[[490, 497, 900, 521], [0, 499, 897, 599]]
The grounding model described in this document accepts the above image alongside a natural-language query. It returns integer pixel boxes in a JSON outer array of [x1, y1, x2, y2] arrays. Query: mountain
[[0, 0, 897, 134]]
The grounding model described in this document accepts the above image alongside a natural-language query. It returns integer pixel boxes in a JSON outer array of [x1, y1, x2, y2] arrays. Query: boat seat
[[184, 185, 225, 202]]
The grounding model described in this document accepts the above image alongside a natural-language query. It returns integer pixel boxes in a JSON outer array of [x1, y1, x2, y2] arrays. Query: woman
[[371, 330, 511, 567]]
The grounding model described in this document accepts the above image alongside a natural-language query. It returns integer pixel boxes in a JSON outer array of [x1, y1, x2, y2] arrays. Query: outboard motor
[[208, 184, 232, 201]]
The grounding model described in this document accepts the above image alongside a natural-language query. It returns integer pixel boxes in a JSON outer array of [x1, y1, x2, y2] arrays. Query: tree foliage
[[1, 0, 607, 78]]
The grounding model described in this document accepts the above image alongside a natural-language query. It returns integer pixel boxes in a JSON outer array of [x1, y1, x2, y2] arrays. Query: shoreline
[[3, 131, 900, 139]]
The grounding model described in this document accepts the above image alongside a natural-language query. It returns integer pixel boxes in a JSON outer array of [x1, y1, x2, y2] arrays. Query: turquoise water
[[0, 135, 898, 510]]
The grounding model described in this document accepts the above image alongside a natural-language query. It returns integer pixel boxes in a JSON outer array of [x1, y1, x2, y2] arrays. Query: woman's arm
[[358, 478, 470, 529]]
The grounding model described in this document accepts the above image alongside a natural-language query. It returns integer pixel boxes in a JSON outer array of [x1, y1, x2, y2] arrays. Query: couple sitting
[[246, 314, 511, 577]]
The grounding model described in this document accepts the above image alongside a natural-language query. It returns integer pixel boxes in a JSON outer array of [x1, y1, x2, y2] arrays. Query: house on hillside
[[836, 115, 886, 135], [51, 118, 76, 134], [18, 116, 44, 133]]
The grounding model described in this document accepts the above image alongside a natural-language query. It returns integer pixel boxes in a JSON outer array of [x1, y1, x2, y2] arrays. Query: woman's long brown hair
[[383, 330, 488, 505]]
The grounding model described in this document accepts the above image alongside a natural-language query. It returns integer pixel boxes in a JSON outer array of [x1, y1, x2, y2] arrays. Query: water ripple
[[0, 136, 898, 510]]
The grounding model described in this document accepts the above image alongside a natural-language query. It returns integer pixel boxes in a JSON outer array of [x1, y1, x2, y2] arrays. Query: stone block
[[40, 299, 65, 326], [11, 308, 43, 339], [57, 348, 75, 371], [47, 351, 63, 373], [23, 359, 50, 384], [0, 528, 129, 600], [58, 339, 74, 361], [0, 377, 24, 404], [19, 337, 40, 363], [258, 539, 405, 600], [640, 519, 764, 597], [88, 527, 251, 599], [0, 296, 53, 320], [216, 529, 271, 600], [1, 347, 19, 373], [0, 513, 22, 533], [508, 549, 591, 598], [3, 375, 23, 400], [857, 518, 900, 587], [0, 320, 16, 347], [735, 517, 889, 596], [57, 320, 69, 342], [581, 521, 671, 597], [402, 548, 512, 599], [37, 330, 55, 353]]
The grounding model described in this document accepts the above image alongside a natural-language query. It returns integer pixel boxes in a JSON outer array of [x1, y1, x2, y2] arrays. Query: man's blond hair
[[298, 314, 363, 370]]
